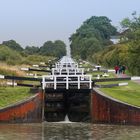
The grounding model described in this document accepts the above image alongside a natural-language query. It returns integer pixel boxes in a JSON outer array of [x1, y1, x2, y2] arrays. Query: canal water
[[0, 122, 140, 140]]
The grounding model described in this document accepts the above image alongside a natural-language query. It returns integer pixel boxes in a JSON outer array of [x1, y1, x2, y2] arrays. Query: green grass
[[86, 71, 116, 80], [96, 80, 128, 85], [91, 71, 104, 75], [0, 86, 32, 108], [81, 63, 93, 68], [23, 80, 40, 85], [100, 81, 140, 107]]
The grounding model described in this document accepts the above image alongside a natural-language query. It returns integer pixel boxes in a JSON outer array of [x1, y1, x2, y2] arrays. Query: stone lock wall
[[91, 88, 140, 125], [0, 92, 43, 123]]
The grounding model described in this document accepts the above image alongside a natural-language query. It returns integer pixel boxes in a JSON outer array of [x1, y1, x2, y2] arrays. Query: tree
[[24, 46, 39, 55], [92, 44, 129, 68], [39, 40, 66, 58], [0, 45, 22, 65], [2, 40, 23, 52], [39, 41, 55, 56], [70, 16, 117, 60], [121, 12, 140, 75], [54, 40, 66, 57]]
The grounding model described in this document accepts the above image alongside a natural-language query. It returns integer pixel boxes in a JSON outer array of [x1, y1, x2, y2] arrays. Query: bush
[[92, 44, 129, 67], [0, 45, 22, 65], [21, 55, 55, 65]]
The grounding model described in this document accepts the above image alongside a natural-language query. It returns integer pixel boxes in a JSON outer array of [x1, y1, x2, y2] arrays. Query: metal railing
[[42, 75, 92, 90], [51, 68, 84, 75]]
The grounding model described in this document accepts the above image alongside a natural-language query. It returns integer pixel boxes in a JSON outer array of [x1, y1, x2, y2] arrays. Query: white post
[[78, 76, 80, 89], [89, 76, 92, 89], [52, 69, 54, 75], [66, 75, 69, 89], [0, 75, 5, 79], [54, 76, 56, 89], [42, 76, 45, 90]]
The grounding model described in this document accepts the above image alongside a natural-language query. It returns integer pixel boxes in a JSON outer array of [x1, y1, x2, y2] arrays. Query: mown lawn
[[96, 80, 128, 85], [100, 81, 140, 107], [0, 86, 32, 108], [86, 70, 116, 80]]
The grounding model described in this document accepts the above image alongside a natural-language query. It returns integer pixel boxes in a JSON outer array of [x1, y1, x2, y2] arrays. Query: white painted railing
[[52, 68, 84, 75], [55, 63, 78, 69], [42, 75, 92, 90]]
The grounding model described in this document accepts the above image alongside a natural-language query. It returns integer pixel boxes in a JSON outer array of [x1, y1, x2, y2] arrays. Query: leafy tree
[[39, 40, 66, 58], [121, 12, 140, 75], [22, 55, 53, 65], [92, 44, 129, 68], [2, 40, 23, 52], [0, 45, 22, 65], [93, 13, 140, 75], [39, 41, 55, 56], [54, 40, 66, 57], [24, 46, 39, 55], [70, 16, 117, 60]]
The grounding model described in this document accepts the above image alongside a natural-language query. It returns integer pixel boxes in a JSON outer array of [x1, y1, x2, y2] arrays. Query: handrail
[[42, 75, 92, 90]]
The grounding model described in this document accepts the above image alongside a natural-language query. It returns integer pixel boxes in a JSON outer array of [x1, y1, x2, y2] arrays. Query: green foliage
[[93, 44, 129, 67], [0, 44, 55, 65], [22, 55, 54, 65], [54, 40, 66, 57], [120, 13, 140, 75], [92, 13, 140, 76], [0, 39, 66, 65], [39, 40, 66, 58], [70, 16, 117, 59], [24, 46, 39, 55], [120, 18, 131, 29], [0, 45, 22, 65], [2, 40, 23, 52], [39, 41, 53, 56]]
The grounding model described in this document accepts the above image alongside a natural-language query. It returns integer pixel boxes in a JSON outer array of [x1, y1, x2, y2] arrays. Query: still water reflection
[[0, 122, 140, 140]]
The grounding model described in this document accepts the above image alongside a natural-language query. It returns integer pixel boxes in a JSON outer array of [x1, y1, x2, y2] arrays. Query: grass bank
[[100, 81, 140, 107], [0, 63, 25, 76], [0, 86, 32, 108]]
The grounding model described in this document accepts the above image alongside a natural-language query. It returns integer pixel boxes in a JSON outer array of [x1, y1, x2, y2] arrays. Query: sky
[[0, 0, 140, 48]]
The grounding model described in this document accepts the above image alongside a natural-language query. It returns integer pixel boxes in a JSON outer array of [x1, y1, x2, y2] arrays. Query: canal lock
[[44, 89, 91, 122]]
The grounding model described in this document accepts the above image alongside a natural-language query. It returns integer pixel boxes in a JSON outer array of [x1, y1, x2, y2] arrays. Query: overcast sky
[[0, 0, 140, 47]]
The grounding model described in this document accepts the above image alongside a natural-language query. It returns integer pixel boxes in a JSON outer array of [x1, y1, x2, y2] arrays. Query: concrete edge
[[0, 93, 41, 111], [93, 88, 140, 109]]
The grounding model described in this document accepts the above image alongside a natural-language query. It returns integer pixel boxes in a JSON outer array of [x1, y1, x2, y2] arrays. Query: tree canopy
[[120, 12, 140, 75], [0, 45, 22, 65], [39, 40, 66, 58], [70, 16, 117, 60], [2, 40, 23, 52], [0, 39, 66, 65], [93, 13, 140, 75], [24, 46, 40, 55]]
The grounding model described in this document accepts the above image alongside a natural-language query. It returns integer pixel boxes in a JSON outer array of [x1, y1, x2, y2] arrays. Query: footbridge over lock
[[42, 56, 92, 122]]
